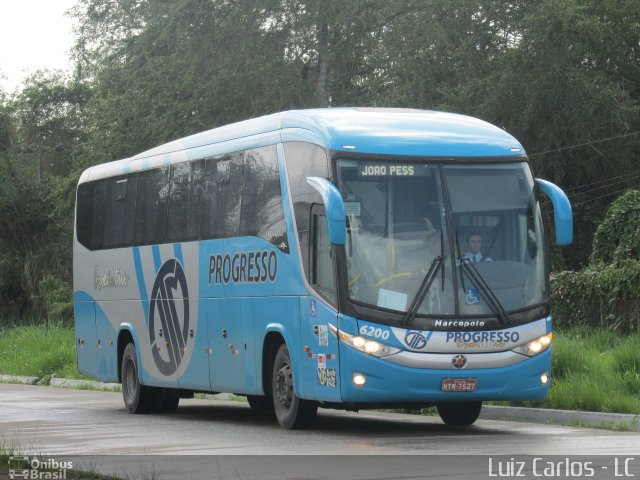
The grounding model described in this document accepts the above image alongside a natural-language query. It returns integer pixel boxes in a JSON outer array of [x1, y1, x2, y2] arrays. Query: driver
[[463, 233, 492, 263]]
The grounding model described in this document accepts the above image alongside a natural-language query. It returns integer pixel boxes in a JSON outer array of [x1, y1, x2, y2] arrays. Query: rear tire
[[247, 395, 274, 411], [121, 343, 162, 414], [272, 344, 317, 429], [437, 401, 482, 426]]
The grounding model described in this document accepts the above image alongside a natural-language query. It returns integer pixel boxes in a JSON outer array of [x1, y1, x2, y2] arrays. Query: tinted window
[[76, 180, 107, 250], [241, 145, 288, 252], [167, 160, 204, 242], [77, 182, 95, 249], [135, 167, 170, 245], [90, 181, 107, 250], [202, 153, 243, 239], [105, 175, 136, 248]]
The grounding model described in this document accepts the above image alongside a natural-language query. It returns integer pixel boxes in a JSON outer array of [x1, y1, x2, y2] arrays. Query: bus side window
[[105, 175, 137, 249], [76, 180, 106, 250], [167, 160, 204, 243], [202, 153, 243, 239], [134, 168, 170, 246], [311, 206, 336, 305], [241, 145, 288, 251]]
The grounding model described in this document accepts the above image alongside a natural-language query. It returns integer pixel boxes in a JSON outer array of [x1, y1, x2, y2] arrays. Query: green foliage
[[0, 73, 82, 319], [506, 328, 640, 414], [591, 189, 640, 265], [552, 261, 640, 333], [0, 155, 74, 318], [0, 321, 83, 379], [39, 275, 74, 320], [552, 190, 640, 333]]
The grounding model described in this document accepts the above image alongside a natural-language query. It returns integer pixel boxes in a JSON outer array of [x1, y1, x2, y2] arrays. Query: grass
[[0, 320, 87, 381], [502, 326, 640, 414], [0, 322, 639, 415]]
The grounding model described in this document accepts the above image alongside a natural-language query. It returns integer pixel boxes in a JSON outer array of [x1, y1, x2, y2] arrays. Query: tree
[[0, 72, 88, 319], [71, 0, 320, 161], [468, 0, 640, 268]]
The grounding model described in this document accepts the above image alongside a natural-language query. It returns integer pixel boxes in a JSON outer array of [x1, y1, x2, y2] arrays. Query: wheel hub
[[275, 363, 293, 409], [124, 358, 137, 401]]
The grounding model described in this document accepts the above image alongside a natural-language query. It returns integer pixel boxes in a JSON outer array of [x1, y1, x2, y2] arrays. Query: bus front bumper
[[339, 346, 551, 403]]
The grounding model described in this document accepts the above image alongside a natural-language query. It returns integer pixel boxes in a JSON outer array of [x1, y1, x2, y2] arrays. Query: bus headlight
[[338, 330, 401, 358], [513, 333, 553, 357]]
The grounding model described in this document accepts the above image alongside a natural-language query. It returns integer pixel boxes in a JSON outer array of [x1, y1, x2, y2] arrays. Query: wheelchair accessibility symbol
[[465, 288, 480, 305]]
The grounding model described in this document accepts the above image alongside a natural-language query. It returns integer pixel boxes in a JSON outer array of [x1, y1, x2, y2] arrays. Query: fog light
[[353, 373, 366, 387], [540, 373, 549, 385]]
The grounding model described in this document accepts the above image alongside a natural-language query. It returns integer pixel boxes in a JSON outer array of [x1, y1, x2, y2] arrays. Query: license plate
[[441, 378, 477, 392]]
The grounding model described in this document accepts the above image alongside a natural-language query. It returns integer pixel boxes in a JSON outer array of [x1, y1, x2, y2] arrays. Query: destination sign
[[358, 164, 429, 177]]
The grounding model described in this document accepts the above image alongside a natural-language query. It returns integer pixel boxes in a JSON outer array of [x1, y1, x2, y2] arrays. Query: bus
[[73, 108, 572, 429]]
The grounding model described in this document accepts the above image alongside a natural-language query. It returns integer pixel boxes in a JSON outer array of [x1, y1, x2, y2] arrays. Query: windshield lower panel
[[336, 158, 547, 326]]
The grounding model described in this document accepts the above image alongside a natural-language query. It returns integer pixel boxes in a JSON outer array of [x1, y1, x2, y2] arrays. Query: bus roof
[[79, 108, 526, 183]]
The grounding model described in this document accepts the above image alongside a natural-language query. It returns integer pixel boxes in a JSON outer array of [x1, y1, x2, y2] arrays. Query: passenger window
[[241, 145, 288, 252], [202, 153, 243, 239], [90, 181, 107, 250], [167, 160, 204, 242], [76, 181, 104, 250], [105, 175, 136, 248], [134, 167, 170, 245]]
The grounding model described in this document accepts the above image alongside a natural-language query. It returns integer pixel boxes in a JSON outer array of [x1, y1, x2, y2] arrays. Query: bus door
[[95, 303, 119, 382], [74, 292, 98, 378], [300, 207, 341, 401]]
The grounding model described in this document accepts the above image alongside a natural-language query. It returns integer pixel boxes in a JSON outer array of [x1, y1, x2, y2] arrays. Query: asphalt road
[[1, 383, 639, 479]]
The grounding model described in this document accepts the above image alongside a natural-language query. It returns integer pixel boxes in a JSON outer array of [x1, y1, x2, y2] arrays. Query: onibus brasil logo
[[149, 259, 190, 376], [9, 456, 72, 479]]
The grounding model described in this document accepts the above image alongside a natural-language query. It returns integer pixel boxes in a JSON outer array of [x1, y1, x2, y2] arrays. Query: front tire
[[437, 401, 482, 426], [121, 343, 162, 413], [272, 344, 317, 429]]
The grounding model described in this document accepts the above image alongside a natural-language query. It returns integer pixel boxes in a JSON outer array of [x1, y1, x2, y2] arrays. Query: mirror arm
[[306, 176, 347, 246], [535, 178, 573, 245]]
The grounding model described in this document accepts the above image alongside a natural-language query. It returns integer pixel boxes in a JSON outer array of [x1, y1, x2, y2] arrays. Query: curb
[[480, 405, 640, 432], [49, 378, 121, 390], [1, 374, 638, 431], [0, 374, 39, 385]]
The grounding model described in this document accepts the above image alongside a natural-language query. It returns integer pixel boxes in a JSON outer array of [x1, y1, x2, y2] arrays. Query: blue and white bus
[[73, 108, 572, 429]]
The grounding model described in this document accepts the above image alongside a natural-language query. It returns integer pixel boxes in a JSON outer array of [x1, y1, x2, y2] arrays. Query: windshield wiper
[[458, 258, 511, 325], [402, 256, 443, 327]]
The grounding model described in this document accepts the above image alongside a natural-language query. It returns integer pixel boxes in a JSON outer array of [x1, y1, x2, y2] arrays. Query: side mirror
[[306, 177, 346, 246], [535, 178, 573, 245]]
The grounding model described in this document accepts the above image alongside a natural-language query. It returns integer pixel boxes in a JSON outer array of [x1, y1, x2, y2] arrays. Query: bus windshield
[[336, 159, 546, 320]]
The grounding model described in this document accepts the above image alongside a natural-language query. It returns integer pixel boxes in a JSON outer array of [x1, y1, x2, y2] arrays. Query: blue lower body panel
[[340, 346, 551, 403]]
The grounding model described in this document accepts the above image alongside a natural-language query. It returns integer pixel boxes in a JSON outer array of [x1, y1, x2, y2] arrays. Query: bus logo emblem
[[452, 354, 467, 369], [404, 330, 427, 350], [149, 259, 190, 376]]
